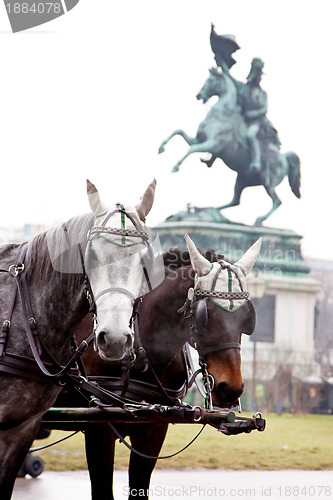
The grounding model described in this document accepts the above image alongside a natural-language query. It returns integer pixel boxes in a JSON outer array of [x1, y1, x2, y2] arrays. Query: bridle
[[82, 203, 153, 333], [179, 261, 250, 409], [182, 261, 250, 355]]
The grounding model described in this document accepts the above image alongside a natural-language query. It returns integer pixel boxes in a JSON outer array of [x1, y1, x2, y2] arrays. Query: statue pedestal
[[154, 219, 309, 275], [154, 219, 321, 393]]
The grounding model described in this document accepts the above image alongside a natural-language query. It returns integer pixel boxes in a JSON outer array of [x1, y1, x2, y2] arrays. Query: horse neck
[[216, 73, 238, 109], [138, 266, 193, 367], [205, 76, 239, 125], [23, 214, 93, 355]]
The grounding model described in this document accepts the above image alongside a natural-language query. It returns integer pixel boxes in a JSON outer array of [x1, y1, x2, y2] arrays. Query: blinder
[[242, 300, 256, 335], [194, 298, 209, 335], [190, 297, 243, 356]]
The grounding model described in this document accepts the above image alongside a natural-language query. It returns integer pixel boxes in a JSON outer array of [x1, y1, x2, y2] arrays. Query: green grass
[[36, 414, 333, 471]]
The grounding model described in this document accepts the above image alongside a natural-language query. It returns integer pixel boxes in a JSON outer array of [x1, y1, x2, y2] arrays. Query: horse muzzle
[[212, 380, 244, 408], [196, 92, 207, 103], [95, 328, 133, 361]]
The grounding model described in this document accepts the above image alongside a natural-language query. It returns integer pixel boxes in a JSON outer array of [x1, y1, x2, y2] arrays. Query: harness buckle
[[128, 348, 136, 366], [8, 263, 25, 277]]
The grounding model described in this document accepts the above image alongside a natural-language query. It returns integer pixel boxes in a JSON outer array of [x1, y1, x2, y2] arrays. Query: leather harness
[[0, 207, 186, 409], [0, 232, 251, 412]]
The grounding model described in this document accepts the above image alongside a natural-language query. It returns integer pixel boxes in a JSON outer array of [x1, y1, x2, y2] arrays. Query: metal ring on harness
[[8, 264, 25, 278], [89, 397, 101, 408], [203, 373, 215, 394]]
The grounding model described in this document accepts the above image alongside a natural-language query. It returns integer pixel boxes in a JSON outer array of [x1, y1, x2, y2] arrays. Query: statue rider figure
[[240, 58, 267, 172], [205, 27, 281, 173]]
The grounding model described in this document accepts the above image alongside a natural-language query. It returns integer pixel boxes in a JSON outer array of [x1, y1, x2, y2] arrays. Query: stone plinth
[[154, 220, 309, 275]]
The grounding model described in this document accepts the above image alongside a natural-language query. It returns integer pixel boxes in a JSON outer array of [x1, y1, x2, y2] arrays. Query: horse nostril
[[215, 381, 244, 402], [97, 330, 133, 353], [97, 331, 108, 351]]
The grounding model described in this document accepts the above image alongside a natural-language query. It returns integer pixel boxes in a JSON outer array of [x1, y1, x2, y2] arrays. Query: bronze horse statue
[[158, 66, 300, 225], [69, 235, 261, 500]]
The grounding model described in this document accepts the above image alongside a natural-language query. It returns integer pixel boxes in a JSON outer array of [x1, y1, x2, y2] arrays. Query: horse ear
[[135, 179, 157, 222], [185, 234, 212, 276], [86, 179, 108, 216], [234, 238, 262, 275]]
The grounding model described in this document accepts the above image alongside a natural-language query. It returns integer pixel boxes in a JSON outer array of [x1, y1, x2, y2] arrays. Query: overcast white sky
[[0, 0, 332, 260]]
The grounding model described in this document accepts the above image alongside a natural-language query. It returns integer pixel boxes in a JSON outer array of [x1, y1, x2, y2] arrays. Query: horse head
[[185, 235, 261, 407], [196, 67, 227, 103], [85, 179, 157, 361]]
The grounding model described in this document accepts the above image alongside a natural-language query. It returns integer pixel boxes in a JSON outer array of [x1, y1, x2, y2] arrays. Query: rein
[[107, 421, 206, 460]]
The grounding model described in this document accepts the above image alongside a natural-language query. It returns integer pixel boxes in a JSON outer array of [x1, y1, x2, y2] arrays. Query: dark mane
[[163, 247, 224, 273]]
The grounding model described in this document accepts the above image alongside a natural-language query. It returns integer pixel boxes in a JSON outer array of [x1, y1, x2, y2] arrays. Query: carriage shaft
[[42, 406, 236, 426]]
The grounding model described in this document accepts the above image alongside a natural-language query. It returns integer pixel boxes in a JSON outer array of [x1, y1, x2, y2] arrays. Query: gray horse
[[159, 68, 300, 225], [0, 179, 157, 499]]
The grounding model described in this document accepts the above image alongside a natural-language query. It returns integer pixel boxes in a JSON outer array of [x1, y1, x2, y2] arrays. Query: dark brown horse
[[71, 236, 261, 500]]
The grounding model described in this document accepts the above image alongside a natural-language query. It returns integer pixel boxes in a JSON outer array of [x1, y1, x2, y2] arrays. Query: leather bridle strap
[[200, 342, 241, 356], [77, 242, 97, 316], [0, 273, 20, 358], [0, 246, 96, 379], [121, 300, 187, 405], [14, 266, 95, 378]]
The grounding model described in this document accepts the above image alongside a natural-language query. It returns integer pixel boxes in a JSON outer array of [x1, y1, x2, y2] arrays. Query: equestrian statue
[[158, 25, 301, 225]]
